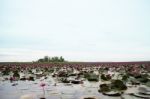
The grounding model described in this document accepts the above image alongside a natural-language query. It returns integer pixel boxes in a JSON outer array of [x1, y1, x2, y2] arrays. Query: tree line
[[37, 56, 66, 62]]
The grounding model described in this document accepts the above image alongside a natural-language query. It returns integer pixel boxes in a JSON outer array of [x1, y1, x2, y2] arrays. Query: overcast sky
[[0, 0, 150, 62]]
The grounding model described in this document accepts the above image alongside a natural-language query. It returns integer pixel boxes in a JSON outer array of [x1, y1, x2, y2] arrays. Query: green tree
[[60, 56, 64, 62], [38, 58, 44, 62], [37, 56, 66, 62], [44, 56, 49, 62]]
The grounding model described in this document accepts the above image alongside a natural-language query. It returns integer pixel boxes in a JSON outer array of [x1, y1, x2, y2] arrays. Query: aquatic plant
[[101, 74, 111, 81], [99, 84, 110, 92], [111, 80, 127, 91], [40, 82, 46, 99]]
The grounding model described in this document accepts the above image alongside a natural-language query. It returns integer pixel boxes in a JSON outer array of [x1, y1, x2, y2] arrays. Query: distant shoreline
[[0, 61, 150, 64]]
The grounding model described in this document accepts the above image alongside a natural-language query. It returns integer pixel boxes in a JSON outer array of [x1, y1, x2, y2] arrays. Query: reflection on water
[[0, 77, 142, 99]]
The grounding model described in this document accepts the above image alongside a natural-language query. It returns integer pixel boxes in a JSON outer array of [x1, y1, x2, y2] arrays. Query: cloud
[[0, 0, 150, 62]]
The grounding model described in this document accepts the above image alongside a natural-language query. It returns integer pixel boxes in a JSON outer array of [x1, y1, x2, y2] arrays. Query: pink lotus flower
[[40, 83, 46, 87], [40, 82, 46, 98]]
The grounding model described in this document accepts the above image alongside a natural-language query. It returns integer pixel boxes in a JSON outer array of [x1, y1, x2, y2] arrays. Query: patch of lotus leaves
[[122, 74, 129, 81], [58, 71, 68, 77], [2, 69, 10, 75], [61, 78, 70, 83], [146, 81, 150, 87], [13, 70, 20, 78], [84, 73, 90, 78], [110, 80, 127, 91], [28, 76, 34, 81], [99, 84, 111, 92], [85, 73, 99, 82], [101, 74, 111, 81], [83, 97, 96, 99], [69, 73, 77, 76], [137, 77, 149, 83], [128, 77, 140, 85], [99, 80, 127, 93], [48, 69, 54, 73]]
